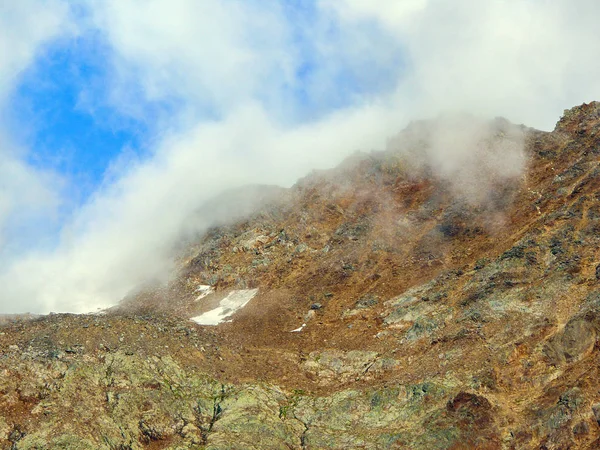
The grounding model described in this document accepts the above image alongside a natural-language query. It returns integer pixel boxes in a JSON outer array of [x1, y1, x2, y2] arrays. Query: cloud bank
[[0, 0, 599, 313]]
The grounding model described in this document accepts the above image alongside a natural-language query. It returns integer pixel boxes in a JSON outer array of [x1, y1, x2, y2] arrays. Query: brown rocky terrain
[[2, 102, 600, 448]]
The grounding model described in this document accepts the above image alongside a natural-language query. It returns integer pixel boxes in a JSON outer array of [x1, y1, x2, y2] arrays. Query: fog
[[0, 0, 599, 313], [389, 115, 526, 205]]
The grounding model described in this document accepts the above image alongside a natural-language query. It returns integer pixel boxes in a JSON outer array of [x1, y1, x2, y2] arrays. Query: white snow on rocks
[[195, 285, 214, 301], [190, 289, 258, 325]]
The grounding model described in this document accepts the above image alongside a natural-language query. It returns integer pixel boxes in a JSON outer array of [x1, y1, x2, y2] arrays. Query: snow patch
[[195, 285, 214, 301], [290, 323, 306, 333], [190, 289, 258, 325]]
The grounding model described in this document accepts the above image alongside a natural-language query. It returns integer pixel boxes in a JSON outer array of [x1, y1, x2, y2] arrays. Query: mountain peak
[[555, 101, 600, 135]]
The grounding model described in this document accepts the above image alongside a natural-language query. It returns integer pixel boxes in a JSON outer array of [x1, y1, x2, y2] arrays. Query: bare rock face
[[4, 102, 600, 448]]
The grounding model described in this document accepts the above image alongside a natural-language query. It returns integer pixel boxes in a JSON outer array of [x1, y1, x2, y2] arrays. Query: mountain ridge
[[2, 102, 600, 448]]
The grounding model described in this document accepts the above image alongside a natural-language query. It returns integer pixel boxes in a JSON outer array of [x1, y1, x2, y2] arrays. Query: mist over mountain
[[1, 0, 600, 313]]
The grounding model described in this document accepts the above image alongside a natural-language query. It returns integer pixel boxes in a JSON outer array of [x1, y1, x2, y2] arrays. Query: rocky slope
[[3, 103, 600, 448]]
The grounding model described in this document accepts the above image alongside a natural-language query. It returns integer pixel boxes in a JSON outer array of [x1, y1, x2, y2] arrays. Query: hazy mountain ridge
[[2, 102, 600, 448]]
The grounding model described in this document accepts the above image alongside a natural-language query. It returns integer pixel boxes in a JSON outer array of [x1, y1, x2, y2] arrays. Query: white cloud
[[318, 0, 427, 28], [90, 0, 293, 117], [0, 1, 70, 100], [0, 140, 63, 253], [326, 0, 600, 129]]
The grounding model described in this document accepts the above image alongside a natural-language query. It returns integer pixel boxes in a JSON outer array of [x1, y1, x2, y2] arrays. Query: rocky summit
[[3, 103, 600, 449]]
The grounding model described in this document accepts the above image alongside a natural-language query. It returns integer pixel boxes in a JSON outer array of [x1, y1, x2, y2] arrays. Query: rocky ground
[[2, 103, 600, 448]]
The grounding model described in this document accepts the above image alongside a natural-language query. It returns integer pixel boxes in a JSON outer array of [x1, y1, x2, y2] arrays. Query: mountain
[[2, 102, 600, 449]]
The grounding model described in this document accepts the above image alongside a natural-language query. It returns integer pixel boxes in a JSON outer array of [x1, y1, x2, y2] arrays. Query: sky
[[0, 0, 599, 314]]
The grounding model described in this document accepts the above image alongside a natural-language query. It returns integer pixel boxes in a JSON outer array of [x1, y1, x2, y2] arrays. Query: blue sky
[[8, 32, 164, 202]]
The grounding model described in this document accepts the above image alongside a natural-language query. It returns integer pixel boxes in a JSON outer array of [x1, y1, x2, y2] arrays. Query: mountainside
[[2, 102, 600, 448]]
